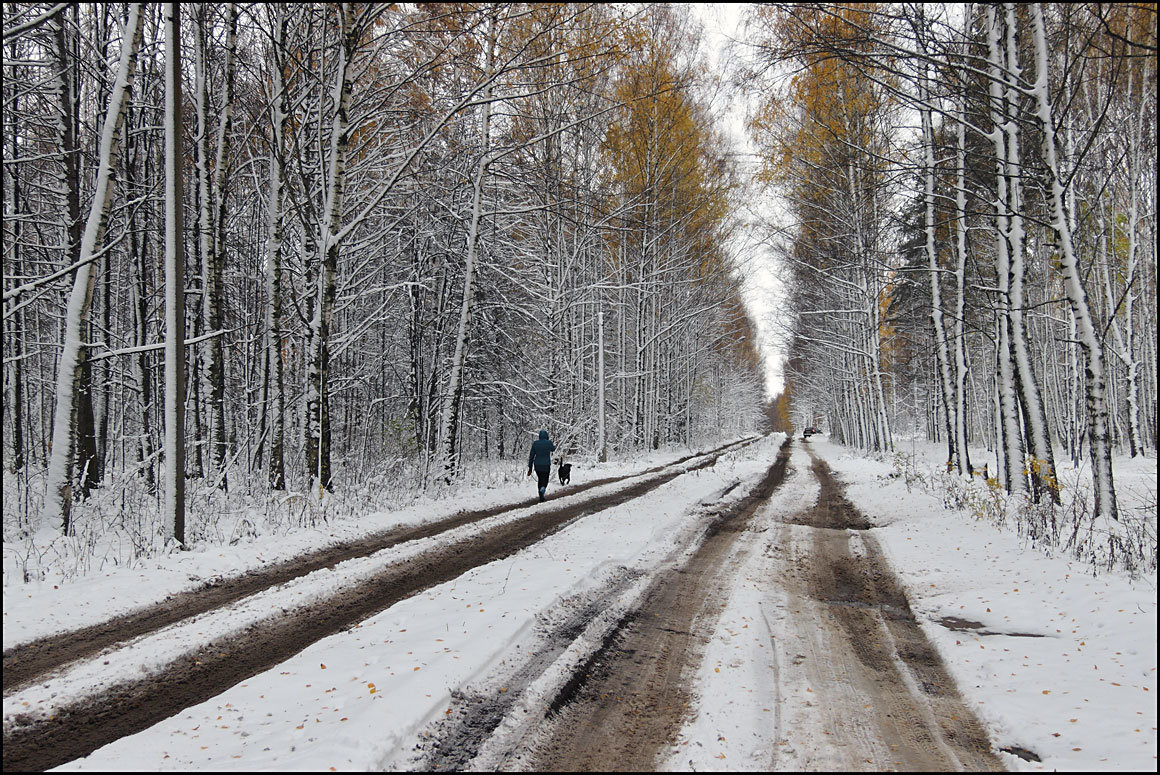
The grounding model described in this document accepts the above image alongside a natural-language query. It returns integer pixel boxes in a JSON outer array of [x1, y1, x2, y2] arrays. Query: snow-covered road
[[3, 434, 1155, 771]]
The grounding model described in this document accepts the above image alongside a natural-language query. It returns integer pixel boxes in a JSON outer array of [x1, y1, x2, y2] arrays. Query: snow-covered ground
[[3, 434, 1155, 771], [4, 437, 783, 770], [669, 435, 1156, 772], [2, 445, 713, 650]]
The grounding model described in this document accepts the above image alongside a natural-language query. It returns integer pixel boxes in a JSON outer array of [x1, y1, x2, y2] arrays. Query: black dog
[[557, 457, 572, 485]]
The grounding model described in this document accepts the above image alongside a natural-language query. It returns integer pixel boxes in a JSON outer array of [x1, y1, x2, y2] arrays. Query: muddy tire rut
[[415, 441, 1003, 772], [765, 448, 1002, 771], [5, 438, 1005, 772], [2, 438, 752, 698], [1, 438, 757, 773], [415, 438, 794, 771]]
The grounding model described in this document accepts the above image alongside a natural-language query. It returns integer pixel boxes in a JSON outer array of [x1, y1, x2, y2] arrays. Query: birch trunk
[[986, 6, 1027, 494], [194, 3, 235, 489], [306, 3, 355, 494], [41, 3, 144, 533], [919, 64, 958, 472], [51, 8, 101, 498], [264, 3, 288, 490], [130, 220, 155, 491], [439, 13, 496, 481], [597, 306, 607, 462], [953, 92, 973, 474], [209, 3, 237, 485], [5, 30, 25, 472], [1103, 65, 1148, 458], [1030, 3, 1118, 521], [1001, 4, 1058, 503]]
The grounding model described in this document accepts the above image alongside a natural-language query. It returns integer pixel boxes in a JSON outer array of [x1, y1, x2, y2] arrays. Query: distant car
[[802, 426, 820, 438]]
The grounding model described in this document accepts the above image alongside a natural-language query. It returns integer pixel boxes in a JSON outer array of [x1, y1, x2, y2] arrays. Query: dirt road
[[2, 438, 757, 772], [418, 437, 795, 772], [4, 437, 1005, 771], [2, 439, 752, 696], [414, 440, 1003, 771], [760, 450, 1002, 771]]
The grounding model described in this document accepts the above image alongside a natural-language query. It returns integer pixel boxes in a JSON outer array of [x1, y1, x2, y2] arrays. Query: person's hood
[[539, 430, 549, 440]]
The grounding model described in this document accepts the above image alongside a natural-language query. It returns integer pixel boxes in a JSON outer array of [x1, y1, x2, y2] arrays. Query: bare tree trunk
[[439, 12, 496, 482], [1030, 3, 1118, 521], [597, 306, 607, 462], [1000, 4, 1058, 503], [41, 3, 144, 533], [986, 6, 1027, 494], [306, 3, 356, 495], [194, 3, 235, 490], [952, 91, 973, 475], [4, 85, 25, 471], [163, 1, 187, 544], [264, 3, 288, 490], [129, 216, 156, 491], [51, 7, 100, 499], [919, 64, 958, 472], [1103, 66, 1148, 458]]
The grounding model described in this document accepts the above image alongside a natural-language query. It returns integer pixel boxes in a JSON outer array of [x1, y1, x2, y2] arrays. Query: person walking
[[527, 429, 555, 502]]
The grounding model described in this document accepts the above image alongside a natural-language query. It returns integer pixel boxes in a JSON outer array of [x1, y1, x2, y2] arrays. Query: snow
[[664, 436, 1155, 772], [661, 457, 820, 770], [3, 434, 1155, 771], [3, 445, 712, 649], [817, 436, 1156, 772]]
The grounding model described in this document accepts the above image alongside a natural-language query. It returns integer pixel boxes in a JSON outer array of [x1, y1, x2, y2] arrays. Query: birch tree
[[262, 2, 289, 490], [40, 3, 143, 533], [1029, 3, 1117, 520], [193, 2, 237, 489], [438, 9, 497, 483]]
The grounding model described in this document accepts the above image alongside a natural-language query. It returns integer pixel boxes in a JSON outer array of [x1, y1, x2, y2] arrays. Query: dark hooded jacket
[[527, 430, 555, 473]]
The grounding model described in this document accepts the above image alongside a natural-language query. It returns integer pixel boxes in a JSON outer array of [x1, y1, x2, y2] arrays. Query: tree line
[[2, 3, 765, 545], [747, 2, 1156, 525]]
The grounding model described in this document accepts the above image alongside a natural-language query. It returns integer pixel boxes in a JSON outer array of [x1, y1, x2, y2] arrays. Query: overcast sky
[[689, 3, 789, 398]]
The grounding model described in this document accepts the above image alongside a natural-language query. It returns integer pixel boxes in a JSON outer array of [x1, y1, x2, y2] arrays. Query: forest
[[3, 3, 765, 570], [2, 2, 1156, 578], [750, 3, 1156, 568]]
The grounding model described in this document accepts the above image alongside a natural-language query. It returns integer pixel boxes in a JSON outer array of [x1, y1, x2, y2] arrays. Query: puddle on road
[[936, 616, 1048, 638], [1000, 744, 1043, 762]]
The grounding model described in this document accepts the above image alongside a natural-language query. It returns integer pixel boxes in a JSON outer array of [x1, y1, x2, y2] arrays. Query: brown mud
[[767, 449, 1004, 771], [428, 442, 1004, 772], [1, 438, 757, 772], [2, 437, 753, 697], [468, 438, 795, 771], [5, 438, 1007, 772]]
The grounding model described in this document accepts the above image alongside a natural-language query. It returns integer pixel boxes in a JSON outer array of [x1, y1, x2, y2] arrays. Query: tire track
[[2, 437, 759, 772], [436, 438, 794, 771], [767, 449, 1002, 771], [2, 436, 755, 697]]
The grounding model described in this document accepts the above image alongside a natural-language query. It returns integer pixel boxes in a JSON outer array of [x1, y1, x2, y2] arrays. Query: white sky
[[689, 3, 789, 399]]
